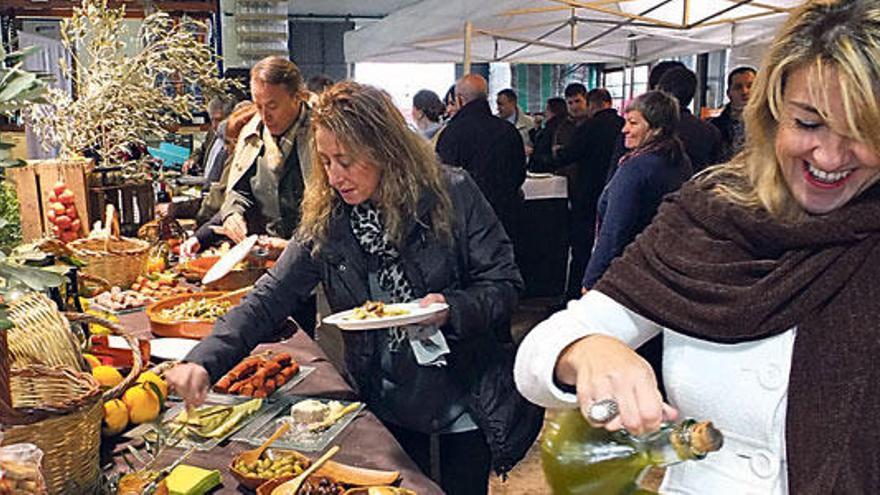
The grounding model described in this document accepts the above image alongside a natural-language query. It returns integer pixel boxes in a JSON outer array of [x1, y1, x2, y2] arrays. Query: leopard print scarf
[[350, 202, 414, 348]]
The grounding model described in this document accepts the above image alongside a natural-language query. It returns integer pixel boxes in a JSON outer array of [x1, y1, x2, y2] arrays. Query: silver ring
[[587, 399, 619, 424]]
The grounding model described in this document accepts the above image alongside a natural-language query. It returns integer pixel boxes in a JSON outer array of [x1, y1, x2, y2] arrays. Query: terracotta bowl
[[252, 458, 400, 495], [179, 255, 268, 290], [146, 291, 246, 339], [229, 448, 311, 491]]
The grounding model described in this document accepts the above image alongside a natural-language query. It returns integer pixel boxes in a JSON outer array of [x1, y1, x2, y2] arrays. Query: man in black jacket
[[436, 74, 526, 242], [552, 88, 624, 300], [656, 66, 722, 173]]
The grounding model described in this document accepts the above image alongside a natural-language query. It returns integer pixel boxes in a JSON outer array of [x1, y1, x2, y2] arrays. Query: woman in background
[[411, 89, 445, 141], [581, 90, 691, 290]]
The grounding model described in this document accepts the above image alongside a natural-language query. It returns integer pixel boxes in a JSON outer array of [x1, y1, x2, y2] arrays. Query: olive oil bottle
[[541, 409, 723, 494]]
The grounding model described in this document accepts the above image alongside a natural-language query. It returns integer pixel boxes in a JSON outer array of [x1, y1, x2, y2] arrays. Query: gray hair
[[626, 90, 680, 138], [207, 96, 234, 117]]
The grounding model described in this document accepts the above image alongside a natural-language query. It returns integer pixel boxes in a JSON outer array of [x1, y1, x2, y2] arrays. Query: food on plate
[[93, 286, 150, 311], [348, 301, 409, 320], [158, 297, 231, 322], [131, 272, 190, 299], [298, 477, 345, 495], [282, 399, 362, 433], [213, 352, 299, 398], [290, 399, 329, 424], [171, 398, 263, 439], [232, 450, 308, 480]]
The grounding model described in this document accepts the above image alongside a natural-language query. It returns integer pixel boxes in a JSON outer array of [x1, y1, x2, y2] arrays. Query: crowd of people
[[162, 0, 880, 492]]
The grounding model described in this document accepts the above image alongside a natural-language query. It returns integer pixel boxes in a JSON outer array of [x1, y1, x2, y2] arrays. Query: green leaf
[[0, 71, 37, 101], [0, 262, 65, 291]]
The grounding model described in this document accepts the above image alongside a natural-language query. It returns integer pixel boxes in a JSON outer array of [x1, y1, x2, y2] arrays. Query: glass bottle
[[541, 409, 723, 495]]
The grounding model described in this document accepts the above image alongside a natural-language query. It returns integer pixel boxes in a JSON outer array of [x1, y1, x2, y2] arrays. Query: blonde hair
[[299, 81, 454, 249], [706, 0, 880, 220]]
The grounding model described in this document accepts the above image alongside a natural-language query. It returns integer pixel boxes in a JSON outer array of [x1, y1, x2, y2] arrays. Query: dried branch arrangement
[[28, 0, 237, 168]]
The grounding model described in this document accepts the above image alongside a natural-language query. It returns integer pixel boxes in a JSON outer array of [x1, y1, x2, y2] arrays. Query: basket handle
[[64, 312, 143, 402], [78, 272, 112, 296]]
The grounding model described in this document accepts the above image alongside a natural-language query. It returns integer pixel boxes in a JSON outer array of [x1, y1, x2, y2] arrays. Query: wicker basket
[[69, 235, 150, 289], [6, 293, 84, 370], [0, 297, 142, 494]]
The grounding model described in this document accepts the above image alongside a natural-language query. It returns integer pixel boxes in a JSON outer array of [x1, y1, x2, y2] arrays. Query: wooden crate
[[87, 182, 155, 237], [5, 159, 92, 241]]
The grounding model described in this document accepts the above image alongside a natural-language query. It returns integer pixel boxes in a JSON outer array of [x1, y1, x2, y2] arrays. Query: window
[[602, 64, 649, 112]]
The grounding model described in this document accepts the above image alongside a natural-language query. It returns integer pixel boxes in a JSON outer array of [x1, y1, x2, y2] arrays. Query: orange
[[92, 365, 124, 388], [103, 398, 129, 435], [136, 372, 168, 401], [123, 384, 162, 424]]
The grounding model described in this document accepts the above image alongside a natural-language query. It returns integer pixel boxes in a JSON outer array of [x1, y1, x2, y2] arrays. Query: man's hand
[[165, 362, 211, 408], [182, 158, 195, 174], [222, 213, 247, 243], [180, 236, 201, 260], [419, 293, 449, 327]]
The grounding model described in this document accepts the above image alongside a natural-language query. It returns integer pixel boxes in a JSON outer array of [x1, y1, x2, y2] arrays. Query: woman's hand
[[257, 236, 288, 260], [555, 334, 677, 436], [419, 293, 449, 327], [165, 362, 211, 408]]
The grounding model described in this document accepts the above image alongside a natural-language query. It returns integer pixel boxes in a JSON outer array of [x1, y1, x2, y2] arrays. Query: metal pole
[[464, 21, 473, 75]]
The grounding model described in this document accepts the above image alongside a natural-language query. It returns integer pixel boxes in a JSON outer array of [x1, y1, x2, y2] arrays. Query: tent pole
[[464, 21, 473, 74]]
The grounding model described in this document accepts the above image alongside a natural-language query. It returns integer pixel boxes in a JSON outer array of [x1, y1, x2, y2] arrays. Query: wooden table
[[107, 312, 443, 494]]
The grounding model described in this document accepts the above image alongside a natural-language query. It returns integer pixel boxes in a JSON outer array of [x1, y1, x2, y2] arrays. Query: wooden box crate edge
[[6, 159, 93, 242]]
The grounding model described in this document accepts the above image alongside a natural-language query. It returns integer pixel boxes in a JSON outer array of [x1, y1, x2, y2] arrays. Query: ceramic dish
[[146, 291, 245, 339], [323, 302, 448, 331]]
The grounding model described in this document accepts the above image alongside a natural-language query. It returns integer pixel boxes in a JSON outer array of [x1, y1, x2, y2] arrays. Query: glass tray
[[207, 365, 315, 402], [125, 395, 283, 451], [232, 396, 365, 452]]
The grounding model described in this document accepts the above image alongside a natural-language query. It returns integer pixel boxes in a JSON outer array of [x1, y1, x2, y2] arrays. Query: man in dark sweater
[[436, 74, 526, 241], [551, 88, 624, 300], [710, 66, 757, 163], [656, 66, 722, 173]]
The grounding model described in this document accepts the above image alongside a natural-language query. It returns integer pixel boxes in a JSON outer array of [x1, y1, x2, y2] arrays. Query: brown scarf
[[595, 177, 880, 493]]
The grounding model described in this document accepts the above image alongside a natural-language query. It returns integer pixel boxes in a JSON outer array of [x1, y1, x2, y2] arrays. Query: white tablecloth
[[522, 174, 568, 200]]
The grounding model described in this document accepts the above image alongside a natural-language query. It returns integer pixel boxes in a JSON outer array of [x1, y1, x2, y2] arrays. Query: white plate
[[322, 302, 448, 331], [148, 337, 200, 361]]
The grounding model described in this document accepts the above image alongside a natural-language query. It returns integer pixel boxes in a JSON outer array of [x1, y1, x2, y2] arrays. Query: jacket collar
[[453, 99, 491, 121]]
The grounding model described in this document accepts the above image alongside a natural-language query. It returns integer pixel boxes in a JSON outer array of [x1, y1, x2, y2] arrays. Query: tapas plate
[[323, 302, 448, 331], [233, 396, 365, 452]]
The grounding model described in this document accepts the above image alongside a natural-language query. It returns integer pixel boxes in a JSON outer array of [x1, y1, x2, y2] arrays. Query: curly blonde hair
[[706, 0, 880, 221], [298, 81, 453, 249]]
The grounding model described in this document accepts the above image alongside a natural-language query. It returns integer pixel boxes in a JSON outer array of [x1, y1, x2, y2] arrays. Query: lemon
[[103, 398, 129, 435], [123, 384, 162, 424], [83, 353, 102, 369], [136, 372, 168, 401], [92, 365, 124, 388]]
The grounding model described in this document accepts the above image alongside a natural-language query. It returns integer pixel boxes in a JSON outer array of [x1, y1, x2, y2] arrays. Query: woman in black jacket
[[167, 81, 542, 495]]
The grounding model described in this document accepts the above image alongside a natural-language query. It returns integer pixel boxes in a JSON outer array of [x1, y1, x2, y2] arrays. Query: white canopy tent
[[345, 0, 803, 67]]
